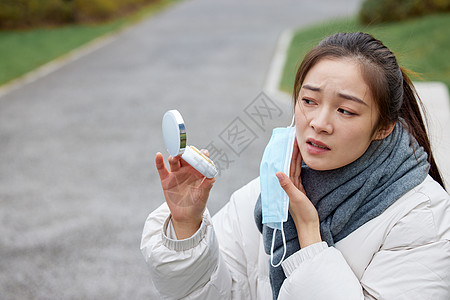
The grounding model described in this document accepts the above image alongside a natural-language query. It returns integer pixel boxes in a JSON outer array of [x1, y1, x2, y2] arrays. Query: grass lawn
[[0, 0, 180, 86], [280, 13, 450, 94]]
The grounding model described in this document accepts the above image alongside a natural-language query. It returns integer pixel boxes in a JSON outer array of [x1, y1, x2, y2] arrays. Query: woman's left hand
[[276, 138, 322, 248]]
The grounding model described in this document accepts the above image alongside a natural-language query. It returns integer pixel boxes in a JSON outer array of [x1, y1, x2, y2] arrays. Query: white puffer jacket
[[141, 175, 450, 299]]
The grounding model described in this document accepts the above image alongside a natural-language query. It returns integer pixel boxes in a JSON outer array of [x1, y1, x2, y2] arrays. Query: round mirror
[[162, 110, 187, 157]]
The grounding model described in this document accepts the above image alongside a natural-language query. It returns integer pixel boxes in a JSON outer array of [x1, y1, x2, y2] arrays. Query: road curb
[[264, 28, 293, 99]]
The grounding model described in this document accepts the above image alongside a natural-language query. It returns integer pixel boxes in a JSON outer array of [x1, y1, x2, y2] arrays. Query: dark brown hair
[[293, 32, 445, 189]]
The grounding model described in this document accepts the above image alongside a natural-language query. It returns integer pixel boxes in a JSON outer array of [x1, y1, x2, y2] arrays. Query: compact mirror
[[162, 110, 218, 178], [162, 110, 187, 156]]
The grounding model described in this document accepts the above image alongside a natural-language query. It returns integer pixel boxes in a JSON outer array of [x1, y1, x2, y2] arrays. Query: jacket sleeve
[[278, 192, 450, 300], [140, 203, 232, 299], [278, 242, 364, 300], [279, 240, 450, 300]]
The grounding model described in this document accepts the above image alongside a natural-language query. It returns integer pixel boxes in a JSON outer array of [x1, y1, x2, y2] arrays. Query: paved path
[[0, 0, 361, 298]]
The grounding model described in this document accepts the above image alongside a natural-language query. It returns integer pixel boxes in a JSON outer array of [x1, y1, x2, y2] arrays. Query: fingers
[[290, 148, 295, 180], [293, 139, 303, 191], [168, 155, 182, 172], [277, 172, 320, 246], [155, 152, 169, 180], [276, 172, 302, 198], [290, 138, 299, 179], [195, 176, 216, 190], [202, 177, 216, 189], [200, 149, 210, 158], [290, 138, 302, 190]]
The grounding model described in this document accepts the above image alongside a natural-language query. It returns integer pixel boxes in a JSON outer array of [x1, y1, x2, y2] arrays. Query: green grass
[[280, 13, 450, 94], [0, 0, 180, 86]]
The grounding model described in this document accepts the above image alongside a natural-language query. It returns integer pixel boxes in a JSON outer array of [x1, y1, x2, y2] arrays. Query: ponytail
[[399, 69, 445, 189]]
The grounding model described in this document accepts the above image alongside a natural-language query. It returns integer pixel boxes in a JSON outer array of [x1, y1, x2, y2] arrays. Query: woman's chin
[[303, 160, 329, 171], [301, 156, 340, 171], [299, 150, 328, 171]]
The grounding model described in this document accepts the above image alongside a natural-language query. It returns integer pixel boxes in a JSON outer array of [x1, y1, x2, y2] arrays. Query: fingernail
[[276, 172, 284, 181]]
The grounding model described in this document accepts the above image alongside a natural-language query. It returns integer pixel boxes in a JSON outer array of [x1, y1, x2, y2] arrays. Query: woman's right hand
[[155, 151, 216, 239]]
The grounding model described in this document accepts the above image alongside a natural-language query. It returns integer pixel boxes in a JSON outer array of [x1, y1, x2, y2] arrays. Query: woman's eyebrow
[[338, 92, 368, 106], [302, 84, 368, 106], [302, 84, 320, 92]]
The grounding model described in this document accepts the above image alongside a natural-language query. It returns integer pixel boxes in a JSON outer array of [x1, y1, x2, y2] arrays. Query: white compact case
[[162, 110, 218, 178]]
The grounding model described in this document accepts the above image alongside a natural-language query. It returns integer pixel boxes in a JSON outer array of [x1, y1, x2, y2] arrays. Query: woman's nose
[[310, 108, 333, 134]]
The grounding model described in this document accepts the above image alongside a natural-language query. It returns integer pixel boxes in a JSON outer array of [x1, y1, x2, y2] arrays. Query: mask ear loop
[[289, 113, 295, 127], [270, 223, 287, 267]]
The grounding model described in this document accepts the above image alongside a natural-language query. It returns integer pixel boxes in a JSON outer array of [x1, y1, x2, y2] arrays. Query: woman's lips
[[306, 138, 330, 154]]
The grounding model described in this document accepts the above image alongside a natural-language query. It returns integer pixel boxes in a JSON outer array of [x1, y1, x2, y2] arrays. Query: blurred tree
[[0, 0, 159, 29], [360, 0, 450, 24]]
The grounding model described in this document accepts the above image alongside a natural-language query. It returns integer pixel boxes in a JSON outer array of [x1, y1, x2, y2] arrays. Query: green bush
[[0, 0, 158, 29], [360, 0, 450, 24], [0, 0, 74, 28], [74, 0, 119, 21], [74, 0, 154, 21]]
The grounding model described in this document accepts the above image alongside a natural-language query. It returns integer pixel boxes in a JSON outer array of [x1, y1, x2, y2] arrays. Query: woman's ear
[[373, 122, 395, 140]]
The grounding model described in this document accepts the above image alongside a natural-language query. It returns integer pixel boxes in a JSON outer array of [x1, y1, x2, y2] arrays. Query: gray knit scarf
[[254, 122, 430, 300]]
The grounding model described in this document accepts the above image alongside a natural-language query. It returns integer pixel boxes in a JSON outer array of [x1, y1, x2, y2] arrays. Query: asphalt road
[[0, 0, 361, 298]]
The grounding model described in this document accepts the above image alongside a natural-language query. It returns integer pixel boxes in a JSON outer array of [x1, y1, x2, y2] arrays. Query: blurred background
[[0, 0, 449, 298]]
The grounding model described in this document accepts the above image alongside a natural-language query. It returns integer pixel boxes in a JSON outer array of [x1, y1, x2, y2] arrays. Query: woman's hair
[[293, 32, 445, 189]]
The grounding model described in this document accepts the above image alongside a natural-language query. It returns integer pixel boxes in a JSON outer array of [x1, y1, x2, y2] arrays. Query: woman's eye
[[302, 98, 315, 105], [338, 108, 355, 115]]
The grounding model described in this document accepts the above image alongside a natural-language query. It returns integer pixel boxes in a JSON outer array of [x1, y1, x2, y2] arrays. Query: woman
[[141, 32, 450, 299]]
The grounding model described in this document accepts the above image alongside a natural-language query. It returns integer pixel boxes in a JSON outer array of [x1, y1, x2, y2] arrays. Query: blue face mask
[[260, 122, 296, 267]]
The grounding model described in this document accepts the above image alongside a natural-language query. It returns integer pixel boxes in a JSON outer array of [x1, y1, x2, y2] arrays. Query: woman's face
[[295, 58, 386, 171]]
